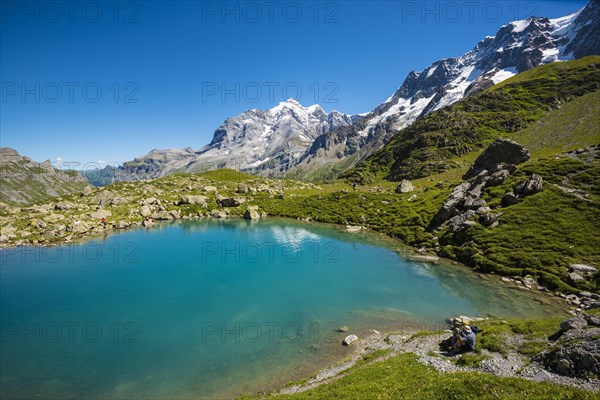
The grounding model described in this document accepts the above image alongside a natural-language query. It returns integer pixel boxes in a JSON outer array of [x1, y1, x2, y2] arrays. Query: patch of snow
[[247, 157, 270, 168], [550, 10, 581, 36], [426, 65, 438, 78], [511, 19, 530, 33], [358, 92, 436, 137], [432, 64, 477, 111], [541, 47, 560, 63], [261, 125, 271, 139], [490, 67, 517, 84]]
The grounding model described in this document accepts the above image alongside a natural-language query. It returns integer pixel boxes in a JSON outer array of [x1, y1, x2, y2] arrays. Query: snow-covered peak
[[298, 0, 599, 170]]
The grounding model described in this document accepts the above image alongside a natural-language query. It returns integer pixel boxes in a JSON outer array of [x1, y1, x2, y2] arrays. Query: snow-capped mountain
[[91, 1, 598, 184], [97, 100, 358, 183], [291, 0, 600, 176], [184, 99, 358, 175]]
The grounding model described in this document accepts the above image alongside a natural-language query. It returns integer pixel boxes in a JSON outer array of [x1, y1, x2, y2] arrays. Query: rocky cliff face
[[0, 147, 91, 205], [186, 99, 358, 176]]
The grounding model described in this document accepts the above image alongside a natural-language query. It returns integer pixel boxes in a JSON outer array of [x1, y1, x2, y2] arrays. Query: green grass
[[266, 353, 594, 400], [354, 349, 393, 368], [445, 159, 600, 293], [473, 317, 564, 358], [345, 56, 600, 183], [518, 341, 549, 357], [506, 90, 600, 159]]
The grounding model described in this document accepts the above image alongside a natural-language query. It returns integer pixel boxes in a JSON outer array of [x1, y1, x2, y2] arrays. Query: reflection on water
[[0, 219, 567, 399]]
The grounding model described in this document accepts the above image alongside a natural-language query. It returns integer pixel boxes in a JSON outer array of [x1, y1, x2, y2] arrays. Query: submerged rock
[[342, 334, 359, 346], [345, 225, 365, 233]]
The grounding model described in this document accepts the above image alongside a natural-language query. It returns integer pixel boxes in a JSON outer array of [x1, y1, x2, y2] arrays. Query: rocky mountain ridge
[[0, 147, 91, 205]]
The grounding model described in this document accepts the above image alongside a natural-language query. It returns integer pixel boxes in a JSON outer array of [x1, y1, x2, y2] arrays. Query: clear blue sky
[[0, 0, 588, 168]]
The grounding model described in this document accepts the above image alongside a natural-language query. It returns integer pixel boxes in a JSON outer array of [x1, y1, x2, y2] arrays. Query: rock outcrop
[[537, 315, 600, 379], [179, 195, 208, 208], [515, 174, 544, 196], [464, 138, 530, 179], [432, 139, 540, 231]]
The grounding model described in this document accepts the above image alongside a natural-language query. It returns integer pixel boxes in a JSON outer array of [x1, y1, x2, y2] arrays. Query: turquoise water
[[0, 219, 565, 399]]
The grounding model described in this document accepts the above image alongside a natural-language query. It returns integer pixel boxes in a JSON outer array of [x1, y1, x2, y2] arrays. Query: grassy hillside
[[345, 56, 600, 183]]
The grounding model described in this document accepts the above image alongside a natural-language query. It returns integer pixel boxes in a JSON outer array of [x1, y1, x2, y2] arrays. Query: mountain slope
[[0, 148, 91, 205], [186, 99, 358, 176], [344, 56, 600, 183], [289, 0, 600, 179]]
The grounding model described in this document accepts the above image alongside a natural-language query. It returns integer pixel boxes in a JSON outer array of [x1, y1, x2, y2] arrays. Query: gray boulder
[[486, 168, 511, 186], [480, 212, 502, 227], [537, 328, 600, 379], [140, 206, 152, 217], [464, 138, 530, 179], [54, 201, 77, 210], [179, 195, 208, 208], [90, 210, 112, 220], [217, 196, 246, 207], [570, 264, 597, 276], [244, 206, 261, 220], [515, 173, 543, 196], [569, 272, 585, 283], [396, 179, 415, 193], [560, 316, 588, 332], [151, 210, 180, 220], [342, 334, 359, 346], [585, 314, 600, 327], [502, 192, 520, 206]]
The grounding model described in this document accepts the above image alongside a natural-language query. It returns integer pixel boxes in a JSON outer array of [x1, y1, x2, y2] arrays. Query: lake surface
[[0, 219, 566, 399]]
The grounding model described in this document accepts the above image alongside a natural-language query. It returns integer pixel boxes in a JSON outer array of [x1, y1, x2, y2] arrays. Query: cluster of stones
[[432, 138, 542, 232], [0, 178, 288, 246]]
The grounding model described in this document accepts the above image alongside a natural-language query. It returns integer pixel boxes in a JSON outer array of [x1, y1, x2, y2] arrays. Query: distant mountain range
[[84, 0, 600, 185], [0, 148, 90, 205]]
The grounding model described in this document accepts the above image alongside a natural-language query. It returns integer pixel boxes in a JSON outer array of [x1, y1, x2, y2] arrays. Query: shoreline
[[267, 320, 600, 398]]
